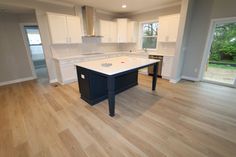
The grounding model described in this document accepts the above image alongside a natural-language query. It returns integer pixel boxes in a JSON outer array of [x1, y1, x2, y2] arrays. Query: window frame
[[139, 20, 159, 50]]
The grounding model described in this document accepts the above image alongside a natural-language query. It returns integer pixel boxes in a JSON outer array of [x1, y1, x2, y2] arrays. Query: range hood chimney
[[82, 6, 101, 37]]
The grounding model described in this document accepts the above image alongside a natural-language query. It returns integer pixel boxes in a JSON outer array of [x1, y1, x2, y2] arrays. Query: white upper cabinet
[[116, 18, 138, 43], [47, 13, 82, 44], [47, 14, 68, 44], [110, 21, 117, 42], [117, 18, 128, 43], [100, 18, 137, 43], [100, 20, 117, 43], [158, 14, 180, 42], [67, 16, 82, 44], [100, 20, 109, 43], [127, 21, 138, 43]]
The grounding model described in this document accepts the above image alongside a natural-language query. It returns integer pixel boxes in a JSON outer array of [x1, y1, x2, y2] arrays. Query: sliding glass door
[[203, 21, 236, 87]]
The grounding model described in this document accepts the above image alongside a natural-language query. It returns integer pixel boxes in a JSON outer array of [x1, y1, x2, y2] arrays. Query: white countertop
[[53, 50, 174, 61], [53, 51, 125, 60], [148, 52, 175, 56], [75, 56, 159, 76]]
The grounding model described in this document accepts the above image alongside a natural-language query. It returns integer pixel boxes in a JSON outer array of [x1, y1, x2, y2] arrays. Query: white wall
[[181, 0, 236, 80], [0, 13, 37, 83]]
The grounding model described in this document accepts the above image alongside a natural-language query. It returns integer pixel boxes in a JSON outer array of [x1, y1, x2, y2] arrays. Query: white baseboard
[[170, 77, 181, 83], [53, 78, 77, 85], [62, 78, 77, 85], [49, 79, 58, 84], [181, 76, 200, 81], [0, 76, 35, 86]]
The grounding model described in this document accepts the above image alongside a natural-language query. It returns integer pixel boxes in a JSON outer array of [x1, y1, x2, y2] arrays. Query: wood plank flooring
[[0, 74, 236, 157]]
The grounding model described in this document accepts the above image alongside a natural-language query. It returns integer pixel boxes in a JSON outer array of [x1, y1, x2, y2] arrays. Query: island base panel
[[76, 66, 138, 105]]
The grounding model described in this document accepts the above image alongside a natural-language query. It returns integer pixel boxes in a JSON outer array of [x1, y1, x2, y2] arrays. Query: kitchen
[[51, 6, 179, 85], [1, 0, 236, 157]]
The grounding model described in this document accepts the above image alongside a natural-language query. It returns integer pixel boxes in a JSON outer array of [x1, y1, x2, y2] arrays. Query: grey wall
[[170, 0, 194, 82], [182, 0, 236, 79], [211, 0, 236, 19], [0, 13, 37, 83]]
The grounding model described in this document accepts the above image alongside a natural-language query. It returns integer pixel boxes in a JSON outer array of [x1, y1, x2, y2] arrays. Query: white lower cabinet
[[54, 59, 78, 84], [161, 56, 174, 79], [54, 55, 124, 84]]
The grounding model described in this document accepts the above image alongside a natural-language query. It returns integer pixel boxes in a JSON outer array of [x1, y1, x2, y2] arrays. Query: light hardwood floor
[[0, 74, 236, 157]]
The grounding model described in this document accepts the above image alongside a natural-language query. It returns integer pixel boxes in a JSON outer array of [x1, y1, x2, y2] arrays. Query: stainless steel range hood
[[82, 6, 102, 37]]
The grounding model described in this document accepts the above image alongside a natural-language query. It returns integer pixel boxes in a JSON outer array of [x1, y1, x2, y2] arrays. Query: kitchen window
[[141, 22, 158, 49]]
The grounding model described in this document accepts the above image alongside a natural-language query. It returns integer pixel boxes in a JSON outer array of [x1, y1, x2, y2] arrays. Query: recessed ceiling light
[[122, 4, 127, 8]]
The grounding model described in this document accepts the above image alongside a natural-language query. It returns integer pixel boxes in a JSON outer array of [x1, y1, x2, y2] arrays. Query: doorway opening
[[23, 25, 49, 82], [201, 18, 236, 87]]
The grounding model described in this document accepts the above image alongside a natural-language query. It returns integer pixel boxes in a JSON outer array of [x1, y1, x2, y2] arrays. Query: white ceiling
[[38, 0, 181, 14], [0, 0, 181, 14]]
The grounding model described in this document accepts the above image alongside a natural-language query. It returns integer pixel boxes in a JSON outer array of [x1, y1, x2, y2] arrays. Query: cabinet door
[[110, 21, 117, 43], [100, 20, 110, 43], [47, 14, 67, 44], [60, 61, 77, 83], [127, 21, 138, 43], [158, 14, 180, 42], [117, 18, 128, 43], [162, 56, 174, 79], [67, 16, 82, 44], [168, 14, 180, 42], [158, 17, 169, 42]]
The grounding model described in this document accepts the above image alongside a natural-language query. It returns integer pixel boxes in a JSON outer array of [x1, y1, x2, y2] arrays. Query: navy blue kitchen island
[[76, 56, 159, 117]]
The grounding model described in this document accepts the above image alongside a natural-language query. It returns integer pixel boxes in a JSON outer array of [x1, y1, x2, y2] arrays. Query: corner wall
[[0, 13, 37, 84], [181, 0, 236, 80]]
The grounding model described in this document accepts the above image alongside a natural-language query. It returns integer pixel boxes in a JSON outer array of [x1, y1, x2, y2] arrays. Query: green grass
[[208, 63, 236, 70], [209, 60, 236, 64]]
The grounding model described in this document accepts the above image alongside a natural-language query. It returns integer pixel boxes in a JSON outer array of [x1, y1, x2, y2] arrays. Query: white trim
[[57, 78, 77, 85], [169, 77, 181, 83], [96, 9, 117, 16], [181, 75, 200, 81], [36, 0, 74, 7], [0, 77, 35, 86], [126, 2, 181, 16], [19, 23, 38, 79], [138, 20, 158, 50], [199, 16, 236, 81], [49, 79, 58, 84], [202, 79, 236, 88]]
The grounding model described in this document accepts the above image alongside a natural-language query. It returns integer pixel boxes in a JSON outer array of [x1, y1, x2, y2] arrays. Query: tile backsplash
[[51, 37, 120, 58], [51, 37, 176, 58]]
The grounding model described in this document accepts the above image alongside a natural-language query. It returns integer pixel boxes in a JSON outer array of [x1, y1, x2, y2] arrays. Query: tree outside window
[[142, 22, 158, 49]]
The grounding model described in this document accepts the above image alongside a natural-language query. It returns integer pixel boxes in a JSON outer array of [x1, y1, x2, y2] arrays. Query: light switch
[[81, 74, 85, 79]]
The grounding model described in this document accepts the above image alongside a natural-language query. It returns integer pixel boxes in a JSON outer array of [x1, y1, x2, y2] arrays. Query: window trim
[[139, 20, 159, 51]]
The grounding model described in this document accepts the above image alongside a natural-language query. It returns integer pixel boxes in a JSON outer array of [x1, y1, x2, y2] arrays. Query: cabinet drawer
[[60, 64, 77, 81]]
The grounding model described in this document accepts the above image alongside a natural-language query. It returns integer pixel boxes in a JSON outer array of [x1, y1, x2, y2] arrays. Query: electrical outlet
[[194, 68, 198, 73], [81, 74, 85, 79]]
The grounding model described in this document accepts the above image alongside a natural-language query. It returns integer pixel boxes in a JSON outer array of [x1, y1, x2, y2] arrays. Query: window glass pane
[[142, 37, 157, 49], [143, 23, 158, 37], [25, 27, 42, 45]]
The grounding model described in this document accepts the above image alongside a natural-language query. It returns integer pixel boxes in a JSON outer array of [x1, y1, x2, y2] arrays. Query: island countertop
[[75, 56, 159, 76]]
